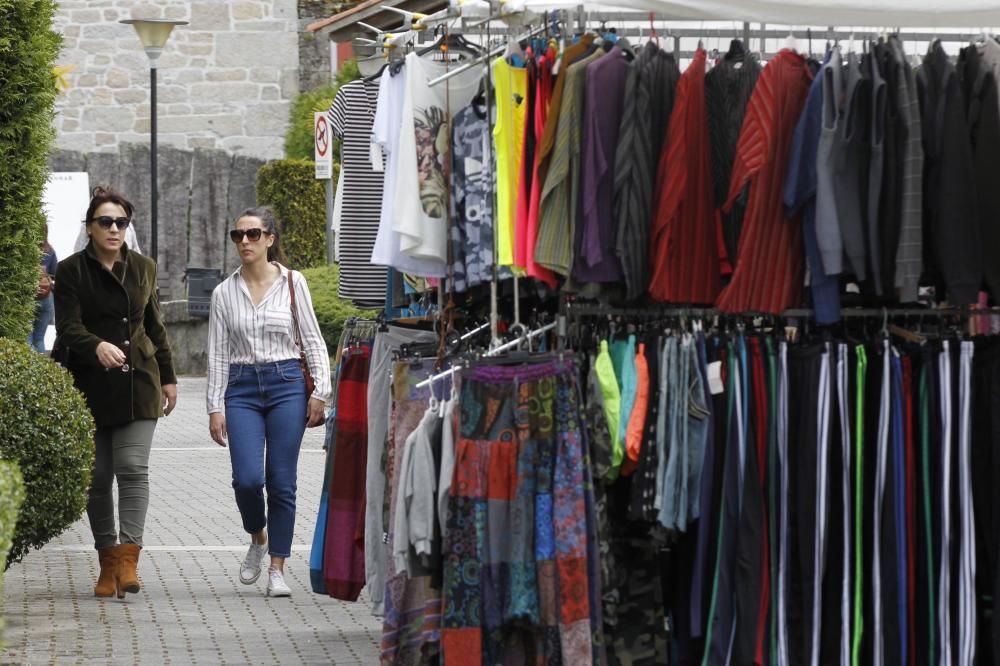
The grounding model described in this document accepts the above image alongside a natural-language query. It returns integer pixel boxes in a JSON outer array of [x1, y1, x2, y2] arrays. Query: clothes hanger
[[784, 29, 799, 53], [416, 25, 482, 60]]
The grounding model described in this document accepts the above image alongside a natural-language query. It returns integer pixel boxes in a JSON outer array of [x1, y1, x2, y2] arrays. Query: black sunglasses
[[230, 228, 268, 243], [93, 216, 131, 230]]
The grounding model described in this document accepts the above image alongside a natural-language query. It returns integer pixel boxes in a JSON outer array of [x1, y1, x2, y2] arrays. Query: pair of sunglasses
[[93, 216, 131, 230], [229, 228, 268, 243]]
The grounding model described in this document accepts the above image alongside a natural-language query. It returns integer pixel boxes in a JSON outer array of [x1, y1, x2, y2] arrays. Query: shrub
[[284, 59, 361, 161], [284, 83, 339, 161], [0, 460, 25, 645], [300, 264, 378, 356], [0, 0, 61, 340], [256, 159, 333, 270], [0, 339, 95, 567]]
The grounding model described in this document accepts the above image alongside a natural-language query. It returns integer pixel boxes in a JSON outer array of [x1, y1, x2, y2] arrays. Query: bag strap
[[287, 271, 306, 357]]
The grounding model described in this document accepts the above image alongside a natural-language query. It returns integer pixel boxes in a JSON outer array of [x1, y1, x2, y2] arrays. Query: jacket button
[[123, 340, 130, 347], [121, 363, 130, 373], [121, 317, 128, 324]]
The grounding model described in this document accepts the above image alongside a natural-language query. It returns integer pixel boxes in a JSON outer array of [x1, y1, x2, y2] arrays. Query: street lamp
[[119, 17, 187, 263]]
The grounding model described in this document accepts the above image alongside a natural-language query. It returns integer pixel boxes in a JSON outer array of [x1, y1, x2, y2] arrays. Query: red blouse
[[716, 50, 813, 314], [648, 48, 719, 304]]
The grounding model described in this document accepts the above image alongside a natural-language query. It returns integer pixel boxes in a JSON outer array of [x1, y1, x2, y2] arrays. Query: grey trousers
[[365, 326, 437, 615], [88, 419, 157, 550]]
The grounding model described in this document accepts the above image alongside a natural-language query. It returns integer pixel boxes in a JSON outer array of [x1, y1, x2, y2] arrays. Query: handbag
[[287, 271, 316, 397], [36, 266, 52, 300]]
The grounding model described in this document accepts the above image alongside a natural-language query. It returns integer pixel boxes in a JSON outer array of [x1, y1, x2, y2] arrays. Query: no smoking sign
[[314, 112, 332, 179]]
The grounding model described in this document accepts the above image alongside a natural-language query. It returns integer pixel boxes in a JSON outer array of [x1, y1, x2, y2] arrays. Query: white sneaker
[[266, 567, 291, 597], [239, 541, 268, 585]]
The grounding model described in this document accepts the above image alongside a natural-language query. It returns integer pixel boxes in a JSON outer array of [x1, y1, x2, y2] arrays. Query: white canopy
[[523, 0, 1000, 28]]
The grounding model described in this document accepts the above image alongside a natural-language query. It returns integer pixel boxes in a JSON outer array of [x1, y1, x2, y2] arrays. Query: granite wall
[[51, 146, 264, 302], [53, 0, 300, 161]]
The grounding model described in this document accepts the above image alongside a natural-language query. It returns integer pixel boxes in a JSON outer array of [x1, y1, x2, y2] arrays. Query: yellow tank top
[[492, 57, 527, 268]]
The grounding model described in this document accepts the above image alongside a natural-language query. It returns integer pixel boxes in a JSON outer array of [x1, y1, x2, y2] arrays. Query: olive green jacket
[[54, 242, 177, 428]]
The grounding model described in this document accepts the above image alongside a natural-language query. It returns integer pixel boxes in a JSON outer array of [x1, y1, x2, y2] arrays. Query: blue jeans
[[225, 360, 307, 558], [29, 295, 53, 352]]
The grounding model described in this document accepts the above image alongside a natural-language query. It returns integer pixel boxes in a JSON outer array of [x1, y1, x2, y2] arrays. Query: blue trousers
[[225, 360, 307, 558], [29, 295, 53, 352]]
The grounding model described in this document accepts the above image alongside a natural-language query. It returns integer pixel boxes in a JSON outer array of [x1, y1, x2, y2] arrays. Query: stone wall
[[51, 146, 264, 302], [53, 0, 300, 161], [161, 300, 210, 375], [298, 0, 344, 91]]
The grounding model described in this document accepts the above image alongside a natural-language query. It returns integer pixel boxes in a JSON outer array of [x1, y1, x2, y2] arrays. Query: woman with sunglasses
[[206, 207, 330, 597], [53, 186, 178, 599]]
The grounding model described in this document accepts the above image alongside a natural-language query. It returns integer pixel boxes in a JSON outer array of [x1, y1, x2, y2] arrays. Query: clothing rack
[[563, 303, 1000, 320], [427, 21, 551, 86], [414, 320, 558, 389]]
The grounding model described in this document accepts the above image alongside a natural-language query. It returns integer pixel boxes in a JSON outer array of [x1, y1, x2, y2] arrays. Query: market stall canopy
[[523, 0, 1000, 27], [310, 0, 1000, 42]]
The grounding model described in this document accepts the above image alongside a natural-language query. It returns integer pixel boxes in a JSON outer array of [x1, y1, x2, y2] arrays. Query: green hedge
[[0, 0, 61, 339], [284, 84, 339, 162], [284, 59, 360, 161], [300, 264, 378, 356], [256, 159, 333, 270], [0, 339, 95, 567], [0, 460, 24, 645]]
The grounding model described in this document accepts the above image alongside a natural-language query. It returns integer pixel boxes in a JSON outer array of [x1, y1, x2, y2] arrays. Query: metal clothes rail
[[414, 320, 558, 389]]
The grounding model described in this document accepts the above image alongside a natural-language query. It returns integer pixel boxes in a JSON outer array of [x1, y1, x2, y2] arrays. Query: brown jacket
[[54, 242, 176, 428]]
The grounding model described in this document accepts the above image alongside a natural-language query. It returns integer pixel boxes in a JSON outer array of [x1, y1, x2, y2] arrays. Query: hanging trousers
[[783, 343, 826, 666], [972, 338, 1000, 666]]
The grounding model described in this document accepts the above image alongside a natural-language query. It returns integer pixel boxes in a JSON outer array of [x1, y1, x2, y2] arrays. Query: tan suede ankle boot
[[116, 544, 142, 598], [94, 547, 118, 598]]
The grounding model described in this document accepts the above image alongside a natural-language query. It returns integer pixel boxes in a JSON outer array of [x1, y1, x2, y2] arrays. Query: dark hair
[[84, 186, 134, 226], [236, 206, 288, 266], [39, 222, 52, 254]]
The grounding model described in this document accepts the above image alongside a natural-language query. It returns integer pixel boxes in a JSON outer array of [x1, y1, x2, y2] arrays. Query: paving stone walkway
[[2, 376, 382, 665]]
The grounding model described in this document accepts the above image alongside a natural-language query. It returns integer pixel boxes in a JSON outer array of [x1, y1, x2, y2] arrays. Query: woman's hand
[[162, 383, 177, 416], [95, 341, 125, 369], [306, 397, 325, 428], [209, 413, 228, 446]]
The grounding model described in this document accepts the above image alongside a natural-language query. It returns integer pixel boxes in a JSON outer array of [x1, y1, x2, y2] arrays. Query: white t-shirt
[[392, 53, 482, 265], [371, 65, 447, 278]]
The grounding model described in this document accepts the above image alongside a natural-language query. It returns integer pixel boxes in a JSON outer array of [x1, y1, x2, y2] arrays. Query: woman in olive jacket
[[54, 186, 178, 600]]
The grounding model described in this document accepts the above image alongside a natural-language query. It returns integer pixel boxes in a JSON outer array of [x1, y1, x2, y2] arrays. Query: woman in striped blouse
[[206, 207, 331, 597]]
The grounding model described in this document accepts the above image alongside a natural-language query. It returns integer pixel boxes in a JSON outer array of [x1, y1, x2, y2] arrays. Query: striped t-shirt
[[329, 79, 387, 308]]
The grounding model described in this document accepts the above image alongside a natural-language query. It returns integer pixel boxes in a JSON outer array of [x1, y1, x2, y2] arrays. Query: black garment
[[733, 337, 767, 665], [972, 338, 1000, 666], [917, 41, 981, 304], [785, 343, 826, 666], [820, 344, 845, 665], [876, 41, 907, 299], [958, 46, 1000, 305], [706, 340, 742, 664], [914, 345, 935, 666], [859, 342, 885, 664], [614, 44, 680, 301], [629, 333, 661, 522], [864, 49, 888, 297], [705, 48, 761, 266]]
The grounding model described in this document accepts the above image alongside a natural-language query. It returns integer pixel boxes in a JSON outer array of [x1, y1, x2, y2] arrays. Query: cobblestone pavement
[[2, 376, 382, 665]]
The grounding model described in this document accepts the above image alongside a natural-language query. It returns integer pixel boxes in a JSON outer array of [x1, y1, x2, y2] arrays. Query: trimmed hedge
[[256, 159, 333, 270], [0, 339, 95, 567], [300, 264, 378, 356], [0, 460, 24, 646], [284, 84, 339, 162], [0, 0, 61, 339], [284, 59, 360, 161]]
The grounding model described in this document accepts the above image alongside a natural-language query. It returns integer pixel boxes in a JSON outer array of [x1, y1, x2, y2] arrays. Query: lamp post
[[119, 18, 186, 263]]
